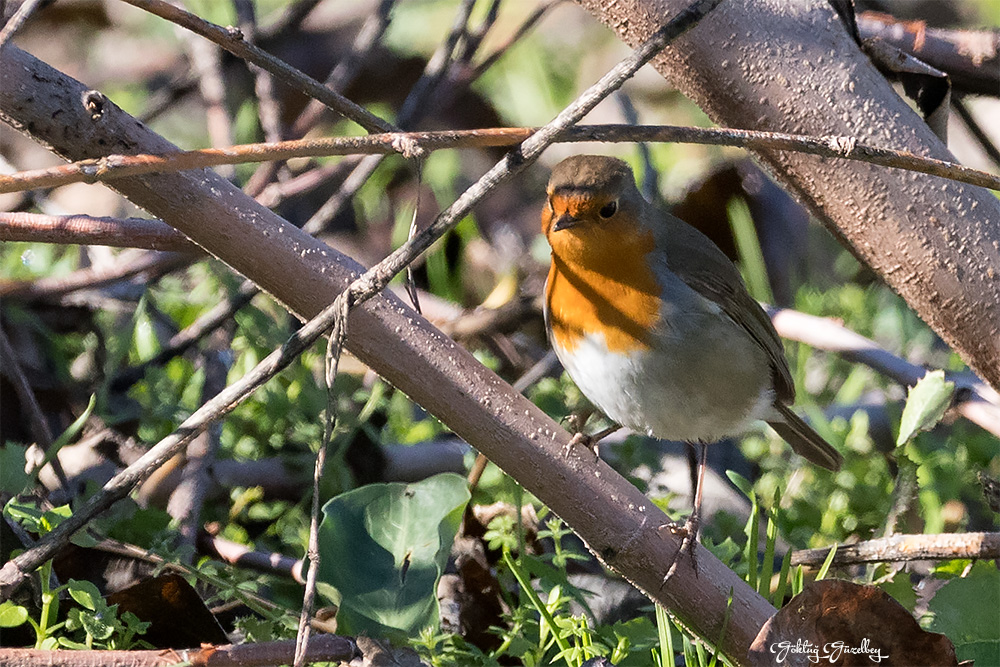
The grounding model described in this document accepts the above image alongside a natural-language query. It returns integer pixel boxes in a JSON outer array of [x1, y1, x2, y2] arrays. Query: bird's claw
[[659, 514, 700, 586], [563, 431, 600, 460]]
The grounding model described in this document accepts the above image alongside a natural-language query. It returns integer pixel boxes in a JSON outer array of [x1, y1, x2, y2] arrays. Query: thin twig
[[0, 635, 358, 667], [302, 0, 481, 234], [791, 532, 1000, 566], [199, 531, 303, 582], [176, 23, 235, 179], [616, 93, 660, 203], [294, 293, 348, 667], [0, 0, 52, 49], [5, 124, 997, 195], [234, 0, 285, 146], [261, 0, 325, 41], [289, 0, 397, 139], [0, 211, 195, 251], [952, 96, 1000, 170], [470, 0, 562, 79], [167, 350, 228, 552], [0, 251, 191, 300], [457, 0, 502, 64], [119, 0, 394, 134], [398, 0, 477, 122], [250, 0, 396, 198]]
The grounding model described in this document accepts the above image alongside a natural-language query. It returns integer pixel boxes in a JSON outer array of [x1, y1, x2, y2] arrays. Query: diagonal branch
[[0, 1, 781, 663]]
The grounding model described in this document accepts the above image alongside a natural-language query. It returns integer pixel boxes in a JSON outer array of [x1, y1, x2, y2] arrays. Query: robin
[[541, 154, 842, 572]]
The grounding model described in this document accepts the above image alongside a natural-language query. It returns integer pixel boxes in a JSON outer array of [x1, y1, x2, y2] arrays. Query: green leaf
[[0, 601, 29, 628], [67, 579, 103, 612], [36, 395, 96, 480], [4, 498, 46, 532], [727, 197, 773, 304], [726, 471, 755, 501], [927, 561, 1000, 665], [79, 606, 116, 641], [0, 444, 32, 495], [57, 636, 90, 650], [877, 572, 917, 613], [896, 371, 955, 446], [316, 473, 470, 639]]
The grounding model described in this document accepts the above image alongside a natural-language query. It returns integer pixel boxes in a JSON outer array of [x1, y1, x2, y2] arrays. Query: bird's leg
[[563, 409, 620, 459], [661, 441, 707, 584]]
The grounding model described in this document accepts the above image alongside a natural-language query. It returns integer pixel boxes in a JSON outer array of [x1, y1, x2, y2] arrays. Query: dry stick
[[398, 0, 478, 124], [0, 251, 191, 300], [261, 0, 326, 41], [769, 308, 1000, 437], [167, 351, 228, 552], [302, 0, 479, 235], [791, 532, 1000, 567], [234, 0, 292, 197], [295, 293, 348, 667], [246, 0, 396, 198], [953, 96, 1000, 170], [457, 0, 502, 64], [5, 124, 998, 195], [177, 23, 236, 179], [0, 0, 51, 48], [0, 635, 358, 667], [119, 0, 394, 134], [287, 0, 395, 136], [469, 0, 562, 80], [0, 0, 725, 625], [234, 0, 285, 149], [199, 532, 304, 582], [0, 211, 195, 252]]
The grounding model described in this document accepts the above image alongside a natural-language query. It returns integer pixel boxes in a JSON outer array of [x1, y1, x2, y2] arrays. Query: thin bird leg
[[661, 441, 707, 584], [563, 409, 620, 459]]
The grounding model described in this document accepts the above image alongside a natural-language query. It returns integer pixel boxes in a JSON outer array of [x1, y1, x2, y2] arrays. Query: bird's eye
[[598, 200, 618, 219]]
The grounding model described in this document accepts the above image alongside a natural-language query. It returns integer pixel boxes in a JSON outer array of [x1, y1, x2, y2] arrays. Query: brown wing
[[661, 214, 796, 404]]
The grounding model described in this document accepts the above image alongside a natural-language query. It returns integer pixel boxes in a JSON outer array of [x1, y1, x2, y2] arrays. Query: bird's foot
[[659, 513, 700, 585], [562, 424, 621, 460]]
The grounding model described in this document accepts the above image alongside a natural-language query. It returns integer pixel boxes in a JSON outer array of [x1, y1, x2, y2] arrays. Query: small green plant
[[1, 500, 151, 650]]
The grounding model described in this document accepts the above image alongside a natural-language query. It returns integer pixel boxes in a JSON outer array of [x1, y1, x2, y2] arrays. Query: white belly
[[554, 316, 775, 443]]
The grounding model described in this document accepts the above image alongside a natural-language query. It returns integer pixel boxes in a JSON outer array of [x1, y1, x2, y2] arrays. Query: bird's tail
[[767, 403, 843, 471]]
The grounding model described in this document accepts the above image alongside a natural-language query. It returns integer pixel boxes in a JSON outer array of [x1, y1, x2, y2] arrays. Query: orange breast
[[545, 233, 661, 354]]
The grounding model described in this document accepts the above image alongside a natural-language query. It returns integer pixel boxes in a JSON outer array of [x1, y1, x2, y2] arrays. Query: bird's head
[[541, 155, 649, 262]]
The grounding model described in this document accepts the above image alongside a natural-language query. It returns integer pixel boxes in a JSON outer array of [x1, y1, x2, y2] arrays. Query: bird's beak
[[551, 213, 580, 231]]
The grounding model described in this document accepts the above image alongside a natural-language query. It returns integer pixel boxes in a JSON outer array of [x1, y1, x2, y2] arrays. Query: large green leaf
[[316, 472, 470, 639], [0, 444, 30, 495], [927, 562, 1000, 666]]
